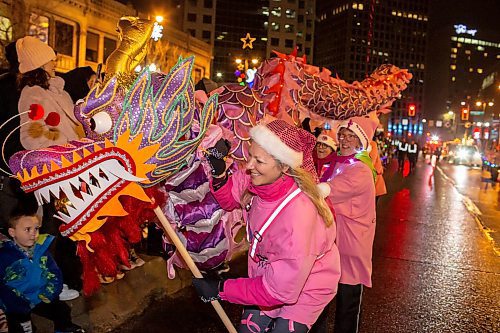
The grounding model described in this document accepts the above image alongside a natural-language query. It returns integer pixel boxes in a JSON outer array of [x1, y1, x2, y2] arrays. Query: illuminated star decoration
[[240, 33, 256, 49], [151, 22, 163, 41]]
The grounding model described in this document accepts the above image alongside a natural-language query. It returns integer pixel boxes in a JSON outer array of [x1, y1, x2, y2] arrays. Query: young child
[[0, 210, 85, 333]]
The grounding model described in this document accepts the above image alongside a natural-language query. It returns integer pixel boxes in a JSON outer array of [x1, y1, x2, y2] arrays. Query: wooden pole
[[153, 205, 237, 333]]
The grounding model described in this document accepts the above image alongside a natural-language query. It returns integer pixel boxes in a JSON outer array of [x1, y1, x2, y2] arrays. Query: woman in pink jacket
[[313, 115, 377, 333], [193, 120, 341, 333]]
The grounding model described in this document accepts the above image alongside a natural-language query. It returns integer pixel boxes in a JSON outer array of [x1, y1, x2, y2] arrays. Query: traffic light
[[408, 104, 416, 117], [461, 107, 469, 121]]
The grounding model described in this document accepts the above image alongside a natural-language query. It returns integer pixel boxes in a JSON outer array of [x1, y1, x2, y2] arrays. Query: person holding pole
[[192, 119, 341, 333]]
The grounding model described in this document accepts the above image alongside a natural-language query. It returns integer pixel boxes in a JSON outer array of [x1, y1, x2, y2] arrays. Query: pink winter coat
[[212, 170, 341, 326], [327, 159, 376, 287]]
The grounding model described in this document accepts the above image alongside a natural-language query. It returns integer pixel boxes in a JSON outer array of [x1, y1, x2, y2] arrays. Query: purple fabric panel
[[196, 250, 227, 271], [173, 164, 208, 192], [174, 192, 221, 226], [184, 218, 226, 252]]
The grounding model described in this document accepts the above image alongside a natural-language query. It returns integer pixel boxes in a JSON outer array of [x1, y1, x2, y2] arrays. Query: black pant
[[334, 283, 363, 333], [7, 300, 73, 333]]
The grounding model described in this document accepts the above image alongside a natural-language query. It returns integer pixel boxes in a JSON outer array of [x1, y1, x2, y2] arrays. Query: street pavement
[[111, 158, 500, 333], [435, 160, 500, 254]]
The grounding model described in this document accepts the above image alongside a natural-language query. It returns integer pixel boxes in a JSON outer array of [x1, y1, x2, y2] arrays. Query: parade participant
[[193, 119, 341, 333], [16, 36, 83, 150], [313, 132, 338, 180], [407, 140, 418, 173], [397, 138, 408, 173], [313, 115, 377, 333], [369, 140, 387, 202], [0, 210, 85, 333]]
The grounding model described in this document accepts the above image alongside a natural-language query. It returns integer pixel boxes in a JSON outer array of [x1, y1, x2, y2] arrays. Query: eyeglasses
[[316, 143, 331, 149], [338, 133, 358, 142]]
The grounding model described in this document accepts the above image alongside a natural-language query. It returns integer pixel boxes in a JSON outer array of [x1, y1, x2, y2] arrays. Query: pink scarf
[[248, 174, 295, 202]]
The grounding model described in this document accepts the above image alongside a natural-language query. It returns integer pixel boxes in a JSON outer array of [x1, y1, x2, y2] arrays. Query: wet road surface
[[113, 159, 500, 333]]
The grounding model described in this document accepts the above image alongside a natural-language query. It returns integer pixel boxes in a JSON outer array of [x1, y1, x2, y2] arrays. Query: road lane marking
[[436, 165, 499, 256]]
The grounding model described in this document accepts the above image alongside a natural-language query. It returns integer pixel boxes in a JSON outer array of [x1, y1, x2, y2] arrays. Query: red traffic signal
[[461, 107, 469, 121], [408, 104, 416, 117]]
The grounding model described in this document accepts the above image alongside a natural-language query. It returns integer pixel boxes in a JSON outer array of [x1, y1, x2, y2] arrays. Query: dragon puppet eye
[[89, 112, 113, 134]]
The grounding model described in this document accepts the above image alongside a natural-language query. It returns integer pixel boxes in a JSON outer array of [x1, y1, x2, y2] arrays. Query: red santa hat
[[249, 119, 318, 179], [336, 112, 379, 151]]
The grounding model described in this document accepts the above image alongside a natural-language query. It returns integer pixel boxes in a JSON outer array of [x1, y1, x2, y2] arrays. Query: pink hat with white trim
[[249, 119, 318, 180], [337, 112, 379, 150]]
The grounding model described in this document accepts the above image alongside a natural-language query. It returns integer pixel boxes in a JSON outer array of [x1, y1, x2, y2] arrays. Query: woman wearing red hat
[[193, 119, 341, 333]]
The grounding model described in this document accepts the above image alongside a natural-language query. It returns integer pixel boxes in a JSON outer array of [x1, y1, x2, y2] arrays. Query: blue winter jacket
[[0, 234, 63, 314]]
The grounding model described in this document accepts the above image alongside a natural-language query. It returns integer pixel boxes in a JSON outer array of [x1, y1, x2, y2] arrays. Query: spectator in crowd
[[16, 36, 83, 150], [60, 66, 96, 103], [0, 209, 85, 333]]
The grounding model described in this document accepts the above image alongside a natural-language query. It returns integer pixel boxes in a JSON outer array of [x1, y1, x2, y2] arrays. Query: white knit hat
[[16, 36, 56, 74], [317, 133, 337, 151], [336, 112, 379, 150]]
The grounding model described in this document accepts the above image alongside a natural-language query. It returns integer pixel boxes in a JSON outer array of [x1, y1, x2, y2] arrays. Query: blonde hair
[[240, 166, 333, 227], [287, 167, 333, 227]]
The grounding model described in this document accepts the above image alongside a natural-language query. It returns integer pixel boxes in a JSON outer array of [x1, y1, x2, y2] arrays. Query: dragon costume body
[[7, 17, 412, 295]]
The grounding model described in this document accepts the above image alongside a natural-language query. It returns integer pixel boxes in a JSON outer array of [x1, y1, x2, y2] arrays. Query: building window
[[305, 33, 311, 41], [298, 15, 304, 23], [477, 68, 483, 73], [296, 43, 302, 50], [28, 14, 49, 43], [203, 0, 213, 8], [286, 9, 296, 18], [299, 0, 305, 9], [103, 37, 116, 62], [187, 13, 197, 22], [55, 21, 74, 56], [0, 16, 12, 41], [203, 15, 212, 24], [188, 29, 196, 37], [469, 67, 473, 72], [451, 76, 456, 82], [484, 52, 488, 57], [305, 47, 311, 55], [451, 48, 457, 53], [450, 54, 456, 58], [189, 0, 197, 6], [271, 38, 279, 46], [202, 30, 211, 40], [272, 22, 280, 31], [465, 50, 471, 55], [285, 39, 294, 48], [284, 24, 294, 32], [450, 65, 456, 70], [271, 7, 282, 17], [306, 19, 312, 28], [85, 32, 99, 62]]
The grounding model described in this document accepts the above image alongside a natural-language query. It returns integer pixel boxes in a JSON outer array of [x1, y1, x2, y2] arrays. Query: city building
[[0, 0, 135, 72], [447, 24, 499, 125], [0, 0, 212, 79], [315, 0, 429, 138], [264, 0, 315, 59]]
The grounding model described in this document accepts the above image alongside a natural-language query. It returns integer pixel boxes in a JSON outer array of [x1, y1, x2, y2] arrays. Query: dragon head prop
[[9, 56, 215, 246]]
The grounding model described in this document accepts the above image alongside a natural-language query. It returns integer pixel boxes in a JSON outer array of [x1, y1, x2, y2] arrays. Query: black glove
[[192, 276, 224, 303], [205, 139, 231, 177]]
